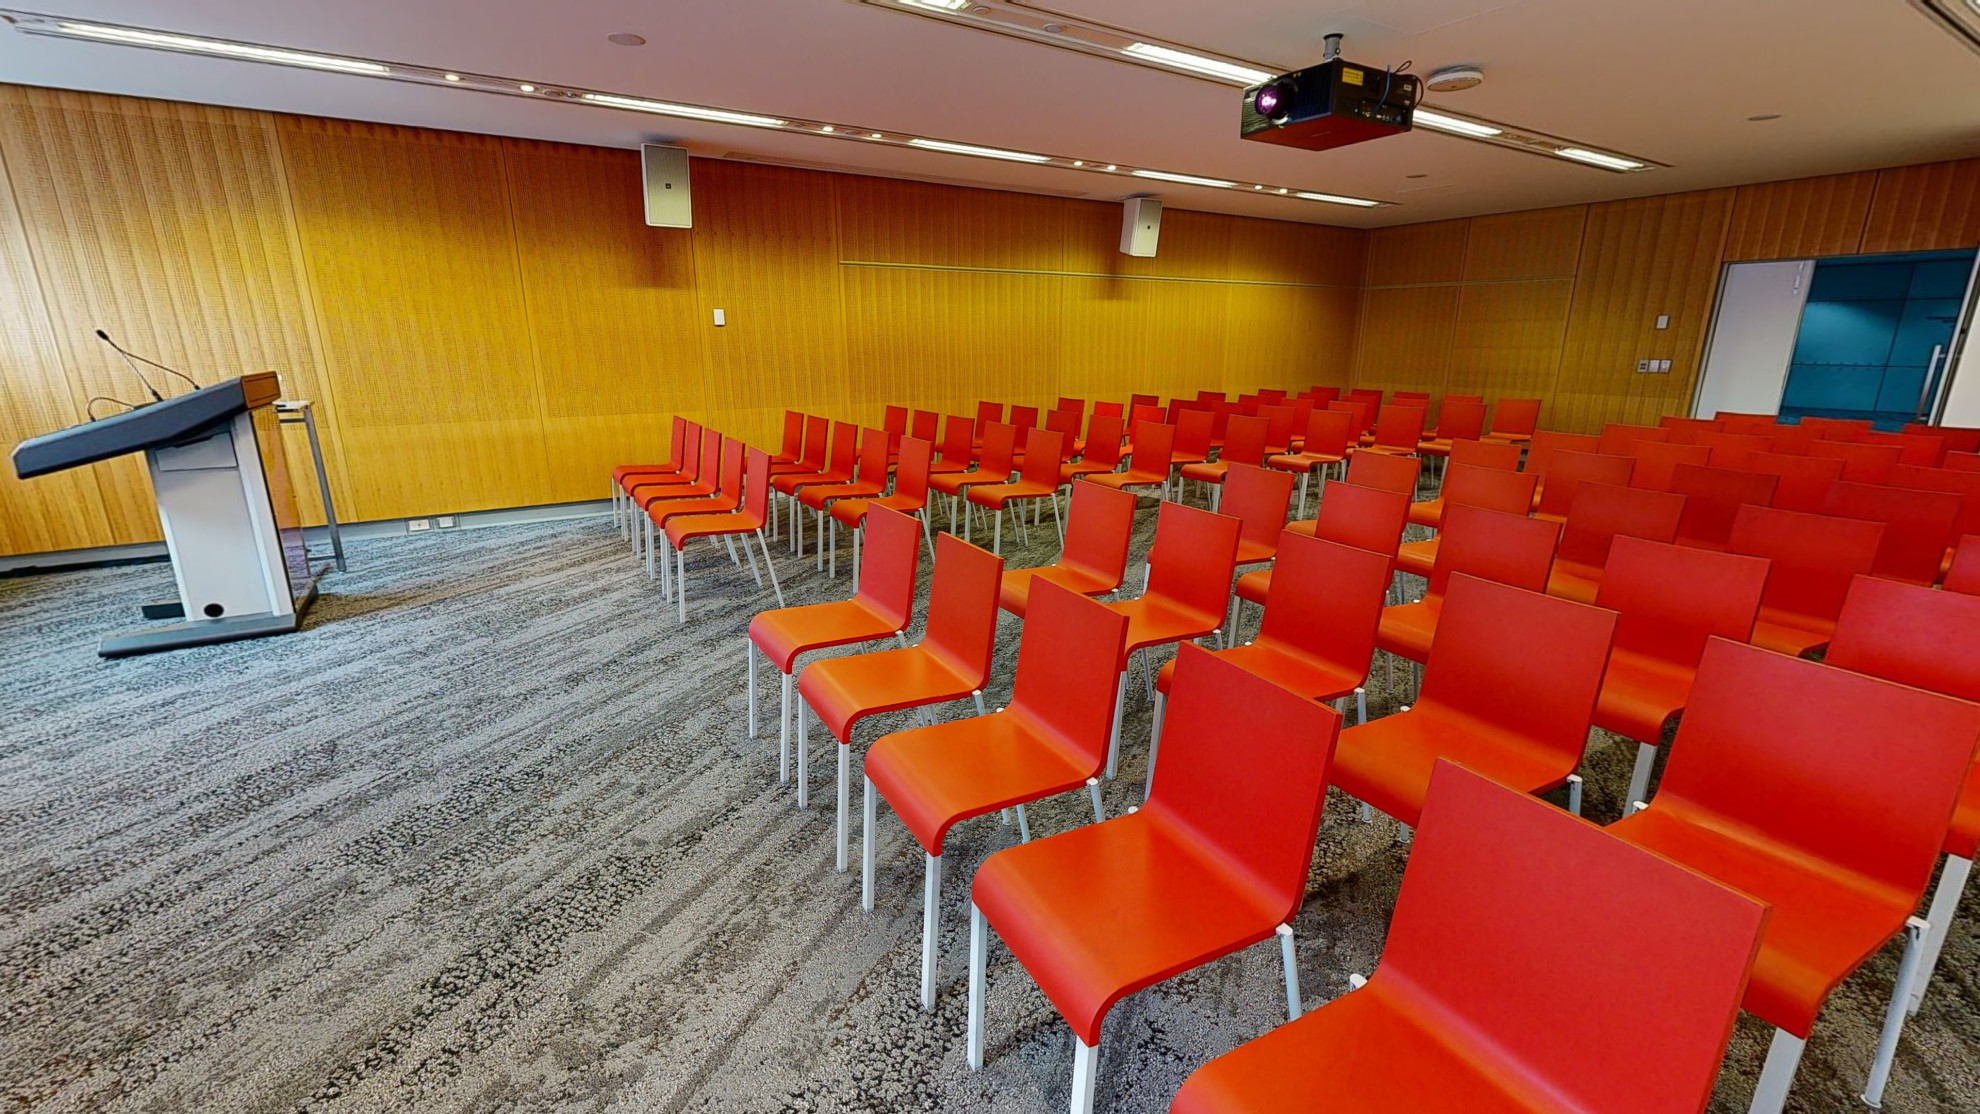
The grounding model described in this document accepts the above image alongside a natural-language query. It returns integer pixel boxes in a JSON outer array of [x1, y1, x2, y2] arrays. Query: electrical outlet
[[1636, 359, 1651, 373], [407, 518, 432, 533], [436, 515, 456, 528]]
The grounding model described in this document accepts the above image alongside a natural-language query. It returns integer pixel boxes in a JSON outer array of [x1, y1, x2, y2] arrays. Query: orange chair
[[883, 404, 909, 462], [1172, 763, 1767, 1114], [1597, 422, 1671, 456], [1800, 415, 1874, 440], [774, 420, 860, 551], [1625, 440, 1710, 490], [1376, 506, 1560, 668], [999, 480, 1136, 618], [1669, 462, 1777, 549], [769, 415, 826, 479], [965, 644, 1339, 1114], [1328, 398, 1374, 440], [1335, 574, 1617, 826], [1860, 429, 1945, 467], [1545, 481, 1685, 603], [1241, 480, 1410, 632], [641, 435, 745, 581], [1808, 438, 1901, 483], [1180, 415, 1268, 505], [798, 427, 891, 568], [1445, 436, 1521, 471], [1061, 413, 1126, 484], [1216, 463, 1296, 623], [1532, 450, 1635, 520], [1607, 638, 1980, 1113], [930, 421, 1017, 537], [971, 400, 1003, 448], [1418, 400, 1486, 458], [627, 428, 717, 558], [1660, 414, 1726, 442], [928, 414, 976, 479], [833, 435, 937, 581], [1093, 399, 1124, 420], [1825, 575, 1980, 1017], [1084, 420, 1175, 501], [1738, 450, 1843, 513], [661, 446, 785, 624], [1266, 408, 1352, 517], [1483, 397, 1541, 443], [966, 427, 1067, 555], [1056, 396, 1086, 416], [1101, 501, 1242, 779], [1008, 404, 1039, 433], [1591, 537, 1769, 810], [1168, 407, 1216, 471], [1696, 429, 1777, 466], [863, 580, 1128, 1009], [1821, 479, 1961, 586], [1946, 533, 1980, 595], [1889, 462, 1980, 547], [1339, 448, 1420, 498], [1358, 404, 1428, 456], [798, 531, 1002, 870], [1519, 430, 1600, 490], [1403, 460, 1537, 537], [909, 408, 939, 442], [613, 415, 693, 537], [1724, 504, 1882, 656], [746, 506, 920, 786]]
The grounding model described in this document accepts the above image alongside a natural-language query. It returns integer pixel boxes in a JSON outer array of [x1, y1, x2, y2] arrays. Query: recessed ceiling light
[[1121, 42, 1274, 86], [51, 21, 387, 73], [1132, 169, 1235, 188], [869, 132, 884, 139], [579, 92, 784, 128], [606, 32, 646, 46], [1104, 164, 1117, 171], [1042, 23, 1065, 33], [443, 73, 460, 82], [1277, 188, 1288, 194], [1411, 109, 1502, 139], [1296, 191, 1380, 208], [908, 137, 1051, 163], [518, 83, 535, 92], [1555, 146, 1646, 171], [820, 125, 834, 132], [1253, 184, 1263, 190], [1071, 159, 1083, 166]]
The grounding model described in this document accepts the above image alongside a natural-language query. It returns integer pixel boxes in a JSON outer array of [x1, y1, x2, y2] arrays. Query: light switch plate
[[1655, 314, 1670, 330], [713, 308, 726, 327]]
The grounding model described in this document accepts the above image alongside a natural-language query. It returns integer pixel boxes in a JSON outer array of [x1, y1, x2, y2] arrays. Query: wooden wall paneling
[[1461, 206, 1586, 281], [280, 118, 551, 520], [836, 174, 1071, 273], [1058, 274, 1230, 405], [1861, 158, 1980, 254], [503, 141, 706, 503], [1554, 190, 1735, 433], [1363, 219, 1469, 286], [1063, 203, 1235, 284], [1351, 284, 1459, 395], [1223, 218, 1368, 287], [840, 264, 1062, 421], [1447, 279, 1575, 403], [1723, 171, 1876, 261], [1221, 283, 1358, 394]]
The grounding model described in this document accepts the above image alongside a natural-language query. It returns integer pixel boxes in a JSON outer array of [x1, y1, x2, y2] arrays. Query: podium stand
[[13, 372, 321, 657]]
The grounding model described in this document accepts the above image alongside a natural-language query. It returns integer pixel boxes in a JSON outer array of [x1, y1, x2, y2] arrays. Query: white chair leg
[[1748, 1027, 1806, 1114], [921, 852, 942, 1011], [741, 529, 764, 586], [1088, 777, 1105, 824], [1625, 741, 1658, 811], [993, 508, 1001, 557], [779, 671, 792, 783], [1070, 1034, 1100, 1114], [837, 741, 851, 872], [746, 640, 758, 739], [1145, 690, 1166, 802], [1277, 923, 1302, 1021], [1863, 916, 1930, 1108], [862, 775, 878, 912], [1910, 854, 1970, 1013], [756, 529, 785, 606], [967, 902, 989, 1070], [676, 546, 688, 623], [797, 697, 810, 809], [1566, 774, 1584, 816], [1356, 685, 1367, 725], [1104, 673, 1127, 780], [1015, 803, 1031, 843]]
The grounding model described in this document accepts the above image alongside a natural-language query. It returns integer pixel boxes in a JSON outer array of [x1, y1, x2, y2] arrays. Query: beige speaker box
[[1120, 196, 1162, 257], [641, 144, 692, 228]]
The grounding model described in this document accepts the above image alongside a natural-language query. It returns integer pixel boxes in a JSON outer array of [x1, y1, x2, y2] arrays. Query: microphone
[[97, 329, 163, 404], [97, 329, 201, 395]]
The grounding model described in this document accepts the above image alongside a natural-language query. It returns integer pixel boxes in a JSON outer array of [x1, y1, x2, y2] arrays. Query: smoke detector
[[1425, 65, 1484, 93]]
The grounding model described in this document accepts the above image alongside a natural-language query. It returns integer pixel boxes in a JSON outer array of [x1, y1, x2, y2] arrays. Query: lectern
[[13, 372, 320, 657]]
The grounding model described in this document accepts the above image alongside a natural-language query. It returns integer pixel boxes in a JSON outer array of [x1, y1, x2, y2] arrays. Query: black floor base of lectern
[[99, 578, 319, 658], [141, 599, 185, 620]]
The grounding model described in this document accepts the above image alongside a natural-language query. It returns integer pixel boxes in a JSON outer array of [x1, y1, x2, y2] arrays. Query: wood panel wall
[[0, 85, 1364, 557], [1352, 158, 1980, 434]]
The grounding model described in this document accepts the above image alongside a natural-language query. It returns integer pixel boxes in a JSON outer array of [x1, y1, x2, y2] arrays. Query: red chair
[[928, 414, 976, 479], [1545, 482, 1685, 604], [612, 415, 691, 534], [1946, 532, 1980, 595], [1258, 403, 1298, 455], [1821, 480, 1961, 586], [1906, 422, 1980, 456], [769, 415, 826, 479], [1861, 429, 1944, 467], [1520, 430, 1600, 489], [798, 427, 891, 567], [1660, 414, 1726, 442], [662, 446, 784, 624], [1724, 504, 1882, 656], [1696, 430, 1777, 466], [641, 435, 745, 581], [1102, 502, 1242, 779], [863, 579, 1129, 1008], [930, 421, 1018, 537], [1800, 415, 1873, 440], [627, 422, 717, 512], [1084, 420, 1175, 501], [1951, 450, 1980, 473], [1738, 450, 1843, 513], [1607, 638, 1980, 1114], [1808, 438, 1901, 483], [1216, 463, 1296, 623], [799, 531, 1002, 870], [1591, 537, 1769, 811], [1358, 404, 1428, 456], [1445, 436, 1520, 471], [1340, 448, 1420, 498], [1180, 415, 1268, 505], [971, 400, 1003, 448], [1056, 396, 1086, 416], [1669, 463, 1777, 549], [1483, 397, 1541, 443], [966, 427, 1067, 555], [1169, 407, 1216, 470], [1376, 505, 1560, 668], [1335, 574, 1617, 825], [746, 506, 920, 786], [1825, 575, 1980, 1016], [1403, 460, 1537, 536], [883, 404, 909, 461], [1172, 763, 1768, 1114], [1062, 413, 1126, 484], [909, 408, 939, 442], [1242, 481, 1409, 633], [1008, 404, 1039, 432], [999, 480, 1136, 618], [1418, 400, 1486, 458], [774, 420, 860, 551], [1093, 399, 1125, 420], [965, 644, 1339, 1114], [1533, 450, 1634, 520], [1266, 408, 1352, 518], [1888, 462, 1980, 545], [833, 435, 937, 581], [1598, 422, 1671, 456], [1625, 440, 1710, 490]]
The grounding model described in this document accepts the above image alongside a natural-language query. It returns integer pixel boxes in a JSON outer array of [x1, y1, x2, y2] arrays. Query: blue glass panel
[[1809, 262, 1913, 301], [1790, 300, 1903, 365], [1782, 363, 1884, 411]]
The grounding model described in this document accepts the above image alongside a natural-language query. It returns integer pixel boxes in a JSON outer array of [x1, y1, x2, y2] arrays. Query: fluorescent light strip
[[1410, 109, 1502, 139], [54, 21, 387, 73], [1131, 169, 1235, 189], [1296, 192, 1380, 208], [898, 0, 970, 10], [907, 138, 1051, 163], [1555, 147, 1645, 171], [579, 93, 785, 128], [1122, 43, 1274, 86]]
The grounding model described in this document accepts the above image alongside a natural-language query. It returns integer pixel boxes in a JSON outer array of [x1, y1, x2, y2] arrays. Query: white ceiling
[[0, 0, 1976, 228]]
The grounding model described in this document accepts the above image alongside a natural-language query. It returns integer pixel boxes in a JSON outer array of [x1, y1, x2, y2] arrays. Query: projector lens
[[1254, 82, 1289, 120]]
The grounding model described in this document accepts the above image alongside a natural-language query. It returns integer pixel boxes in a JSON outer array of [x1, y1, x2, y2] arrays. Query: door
[[1694, 260, 1812, 419], [1778, 250, 1974, 429]]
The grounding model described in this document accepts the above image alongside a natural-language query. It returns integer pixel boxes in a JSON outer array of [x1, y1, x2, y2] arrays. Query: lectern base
[[99, 578, 319, 658]]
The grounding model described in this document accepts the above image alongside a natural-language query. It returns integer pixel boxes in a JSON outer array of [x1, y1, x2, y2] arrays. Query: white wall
[[1692, 260, 1811, 418], [1932, 253, 1980, 426]]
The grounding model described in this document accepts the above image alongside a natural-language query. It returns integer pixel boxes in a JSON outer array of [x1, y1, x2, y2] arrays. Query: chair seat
[[1111, 596, 1224, 658], [798, 479, 885, 510], [1395, 538, 1436, 579], [865, 712, 1089, 856], [1266, 451, 1342, 474], [1748, 611, 1835, 658], [665, 508, 764, 548], [1178, 460, 1230, 484], [1234, 538, 1277, 567], [1083, 468, 1168, 492], [635, 480, 716, 508], [1331, 708, 1574, 827], [1171, 983, 1549, 1114], [646, 493, 739, 529], [615, 463, 680, 487], [1153, 642, 1361, 704], [967, 479, 1057, 509], [1418, 438, 1459, 458], [1544, 561, 1602, 604], [999, 565, 1116, 618], [972, 811, 1286, 1045], [1062, 460, 1115, 483], [1610, 807, 1915, 1037], [1234, 568, 1271, 606], [830, 492, 924, 528], [768, 459, 822, 477], [1406, 497, 1444, 529], [749, 600, 903, 674], [798, 646, 979, 742], [928, 458, 973, 476], [774, 467, 853, 496], [929, 469, 1008, 497], [1358, 443, 1419, 457], [1593, 648, 1692, 742], [1374, 600, 1440, 664]]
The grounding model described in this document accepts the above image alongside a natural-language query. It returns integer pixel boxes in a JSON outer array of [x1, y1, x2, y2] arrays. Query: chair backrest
[[1018, 427, 1066, 487], [1059, 480, 1137, 586], [1125, 420, 1176, 477], [1448, 437, 1521, 471], [1130, 392, 1159, 409], [1219, 415, 1270, 467], [1695, 430, 1776, 466], [1822, 479, 1961, 585], [825, 421, 860, 476], [1371, 404, 1428, 450], [1658, 415, 1725, 442], [1298, 408, 1353, 458], [1009, 404, 1039, 431], [1175, 407, 1215, 458], [1257, 534, 1390, 682], [854, 426, 890, 486], [1947, 533, 1980, 596], [1220, 464, 1294, 551], [1556, 482, 1685, 570], [1862, 430, 1945, 467], [1522, 431, 1602, 483], [1442, 394, 1484, 404], [798, 416, 828, 469], [1808, 439, 1901, 484], [1908, 423, 1980, 456], [1432, 400, 1487, 442], [777, 411, 804, 459], [1726, 504, 1883, 630], [1258, 388, 1287, 401], [1828, 574, 1980, 705], [892, 436, 933, 505], [1800, 416, 1873, 440], [1535, 451, 1635, 517], [1668, 463, 1777, 548], [1344, 450, 1420, 497], [1080, 413, 1126, 467], [1169, 398, 1194, 424], [937, 415, 974, 466], [1486, 397, 1541, 438], [1658, 638, 1980, 908], [1426, 505, 1560, 600], [854, 506, 923, 629], [1738, 450, 1844, 513], [974, 401, 1004, 436], [920, 531, 1004, 686], [1056, 397, 1085, 415], [1145, 643, 1341, 925], [691, 425, 721, 484], [1436, 464, 1538, 518], [1007, 580, 1131, 772], [1093, 400, 1124, 419], [674, 422, 704, 480], [1420, 574, 1618, 769], [1888, 463, 1980, 537], [1045, 407, 1081, 443], [1130, 404, 1167, 432], [1598, 423, 1671, 456], [742, 446, 773, 523], [1393, 390, 1431, 402], [976, 421, 1020, 477], [1259, 404, 1298, 454], [1329, 398, 1375, 436], [1387, 763, 1767, 1114], [1146, 501, 1243, 624], [663, 415, 688, 469], [910, 409, 940, 441], [717, 435, 746, 502], [883, 404, 909, 441], [1595, 536, 1767, 668], [1951, 450, 1980, 473], [1715, 412, 1781, 436], [1626, 441, 1711, 490], [1207, 401, 1236, 444], [1305, 385, 1342, 406], [1311, 480, 1411, 563]]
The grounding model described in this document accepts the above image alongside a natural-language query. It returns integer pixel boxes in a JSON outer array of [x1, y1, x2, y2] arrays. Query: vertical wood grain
[[1860, 158, 1980, 253], [1724, 172, 1876, 260]]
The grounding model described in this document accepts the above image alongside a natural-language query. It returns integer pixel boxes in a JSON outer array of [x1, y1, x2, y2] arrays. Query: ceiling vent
[[1424, 65, 1484, 93]]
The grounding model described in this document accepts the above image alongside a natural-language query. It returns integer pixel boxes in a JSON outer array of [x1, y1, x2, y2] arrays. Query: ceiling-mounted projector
[[1240, 35, 1420, 152]]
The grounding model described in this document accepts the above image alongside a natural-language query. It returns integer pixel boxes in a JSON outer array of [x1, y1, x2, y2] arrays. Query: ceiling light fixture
[[1121, 42, 1274, 86], [443, 73, 460, 82], [518, 83, 535, 92], [579, 92, 785, 128], [1554, 146, 1645, 171], [1133, 169, 1234, 189], [908, 137, 1050, 163], [1410, 109, 1502, 138], [1296, 191, 1380, 208], [50, 20, 387, 73], [898, 0, 971, 10]]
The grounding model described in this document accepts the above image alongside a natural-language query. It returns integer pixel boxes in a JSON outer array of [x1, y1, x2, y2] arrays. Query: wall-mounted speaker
[[641, 144, 692, 228], [1120, 196, 1161, 257]]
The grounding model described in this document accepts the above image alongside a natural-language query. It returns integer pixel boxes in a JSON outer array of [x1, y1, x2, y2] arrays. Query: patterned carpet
[[0, 498, 1974, 1114]]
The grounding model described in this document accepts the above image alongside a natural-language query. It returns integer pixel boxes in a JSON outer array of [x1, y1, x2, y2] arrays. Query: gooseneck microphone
[[96, 328, 163, 404], [96, 329, 202, 396]]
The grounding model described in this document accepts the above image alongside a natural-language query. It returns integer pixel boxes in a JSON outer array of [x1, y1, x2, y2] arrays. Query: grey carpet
[[0, 495, 1975, 1114]]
